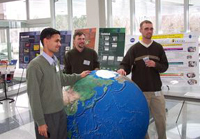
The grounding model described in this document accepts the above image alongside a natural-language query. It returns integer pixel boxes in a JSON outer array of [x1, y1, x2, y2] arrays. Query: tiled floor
[[0, 88, 200, 139]]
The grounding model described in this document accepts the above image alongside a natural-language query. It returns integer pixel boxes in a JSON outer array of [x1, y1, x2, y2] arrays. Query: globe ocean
[[64, 70, 149, 139]]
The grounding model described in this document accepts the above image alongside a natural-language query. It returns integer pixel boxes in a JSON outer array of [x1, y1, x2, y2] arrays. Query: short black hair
[[40, 28, 60, 46], [73, 31, 85, 40], [140, 20, 152, 28]]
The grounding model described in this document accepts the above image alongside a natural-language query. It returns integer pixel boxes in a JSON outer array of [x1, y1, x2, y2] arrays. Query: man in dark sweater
[[26, 28, 90, 139], [64, 31, 99, 74], [117, 20, 168, 139]]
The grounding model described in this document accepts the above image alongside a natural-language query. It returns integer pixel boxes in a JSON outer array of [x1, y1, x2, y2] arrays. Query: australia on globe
[[63, 70, 149, 139]]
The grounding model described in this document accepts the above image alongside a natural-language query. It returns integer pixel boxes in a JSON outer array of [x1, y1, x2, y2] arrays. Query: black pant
[[35, 109, 67, 139]]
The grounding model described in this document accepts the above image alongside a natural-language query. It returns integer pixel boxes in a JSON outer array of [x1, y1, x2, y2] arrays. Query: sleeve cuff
[[36, 118, 46, 126]]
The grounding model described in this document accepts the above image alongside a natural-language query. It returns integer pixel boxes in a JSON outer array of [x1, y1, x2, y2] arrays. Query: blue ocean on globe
[[63, 70, 149, 139]]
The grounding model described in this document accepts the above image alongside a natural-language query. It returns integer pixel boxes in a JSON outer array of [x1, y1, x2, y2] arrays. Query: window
[[73, 0, 87, 29], [29, 0, 50, 19], [0, 0, 26, 20], [0, 29, 7, 60], [112, 0, 130, 34], [135, 0, 156, 34], [10, 28, 25, 60], [189, 0, 200, 32], [55, 0, 69, 30], [161, 0, 184, 33]]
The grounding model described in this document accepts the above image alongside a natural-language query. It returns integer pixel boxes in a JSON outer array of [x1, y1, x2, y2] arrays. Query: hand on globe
[[80, 70, 91, 78], [117, 69, 126, 76]]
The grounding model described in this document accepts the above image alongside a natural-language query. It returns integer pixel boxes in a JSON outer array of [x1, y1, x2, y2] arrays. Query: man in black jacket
[[64, 31, 99, 74]]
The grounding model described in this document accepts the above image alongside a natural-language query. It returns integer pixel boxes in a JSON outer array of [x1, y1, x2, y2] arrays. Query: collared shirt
[[42, 52, 58, 66], [139, 40, 153, 48]]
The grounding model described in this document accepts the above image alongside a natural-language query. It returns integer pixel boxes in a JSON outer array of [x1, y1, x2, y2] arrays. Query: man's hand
[[80, 70, 91, 78], [117, 69, 126, 76], [38, 124, 48, 138], [145, 60, 156, 67]]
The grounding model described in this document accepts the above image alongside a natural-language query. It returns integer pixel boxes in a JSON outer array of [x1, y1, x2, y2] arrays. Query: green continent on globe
[[64, 75, 114, 115]]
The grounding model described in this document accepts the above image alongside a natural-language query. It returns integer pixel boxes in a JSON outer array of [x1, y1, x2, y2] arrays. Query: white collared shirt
[[42, 52, 58, 66]]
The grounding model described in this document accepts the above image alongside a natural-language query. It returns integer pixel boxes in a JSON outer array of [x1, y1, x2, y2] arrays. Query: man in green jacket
[[26, 28, 90, 139]]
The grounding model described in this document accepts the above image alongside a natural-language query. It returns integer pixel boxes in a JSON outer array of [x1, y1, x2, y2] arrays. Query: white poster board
[[125, 32, 199, 86]]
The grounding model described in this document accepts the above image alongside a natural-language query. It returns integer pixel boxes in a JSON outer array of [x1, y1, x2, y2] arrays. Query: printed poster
[[54, 31, 71, 69], [98, 28, 125, 71], [125, 32, 199, 86], [19, 31, 40, 68]]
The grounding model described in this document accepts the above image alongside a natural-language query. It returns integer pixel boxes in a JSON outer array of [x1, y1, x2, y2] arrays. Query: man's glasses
[[144, 27, 154, 31]]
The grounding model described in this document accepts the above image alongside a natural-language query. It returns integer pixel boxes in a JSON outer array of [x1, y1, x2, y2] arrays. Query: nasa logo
[[130, 38, 135, 43]]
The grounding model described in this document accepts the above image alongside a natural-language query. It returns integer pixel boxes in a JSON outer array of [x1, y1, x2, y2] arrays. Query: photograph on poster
[[105, 42, 109, 45], [108, 56, 114, 61], [103, 56, 108, 61], [33, 45, 40, 51], [188, 61, 197, 67], [112, 43, 117, 48], [186, 72, 196, 78], [24, 48, 29, 53], [187, 79, 197, 85], [188, 47, 196, 52], [24, 56, 29, 63], [117, 56, 123, 62], [112, 36, 118, 41], [66, 46, 70, 51], [105, 36, 109, 41], [104, 47, 109, 51], [25, 43, 30, 47], [187, 55, 192, 59]]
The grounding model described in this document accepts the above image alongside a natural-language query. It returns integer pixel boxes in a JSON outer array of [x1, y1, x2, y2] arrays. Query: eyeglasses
[[144, 27, 154, 31]]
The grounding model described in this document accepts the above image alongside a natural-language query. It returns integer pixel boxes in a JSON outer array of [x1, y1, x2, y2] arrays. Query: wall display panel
[[54, 31, 71, 69], [98, 28, 125, 71], [75, 28, 96, 49], [125, 32, 199, 86], [19, 32, 40, 69]]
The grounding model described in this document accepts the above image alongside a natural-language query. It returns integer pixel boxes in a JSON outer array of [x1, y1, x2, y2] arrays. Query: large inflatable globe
[[63, 70, 149, 139]]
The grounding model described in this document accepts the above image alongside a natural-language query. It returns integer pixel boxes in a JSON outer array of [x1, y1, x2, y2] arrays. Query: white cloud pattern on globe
[[96, 70, 118, 79]]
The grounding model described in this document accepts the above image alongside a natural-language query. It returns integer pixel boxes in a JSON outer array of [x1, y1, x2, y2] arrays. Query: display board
[[54, 31, 71, 69], [153, 33, 199, 86], [125, 32, 199, 86], [75, 28, 96, 49], [19, 31, 40, 68], [98, 28, 125, 71]]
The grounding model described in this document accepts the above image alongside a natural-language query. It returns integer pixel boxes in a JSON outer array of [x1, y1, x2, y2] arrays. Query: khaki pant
[[143, 91, 166, 139]]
